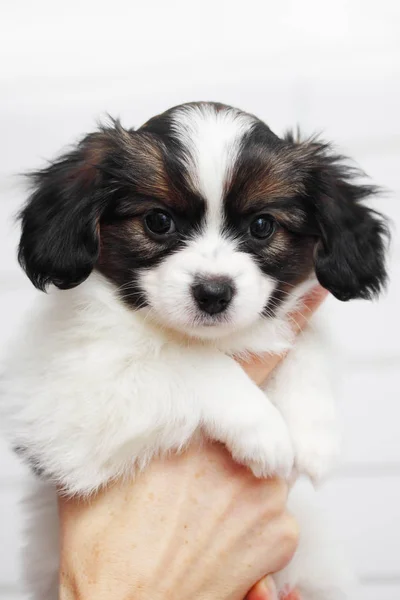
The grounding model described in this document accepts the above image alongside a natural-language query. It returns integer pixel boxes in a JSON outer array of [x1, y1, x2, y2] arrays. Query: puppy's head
[[18, 102, 388, 338]]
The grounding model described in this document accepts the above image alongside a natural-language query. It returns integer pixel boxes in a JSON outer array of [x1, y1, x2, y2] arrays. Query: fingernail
[[262, 576, 278, 600]]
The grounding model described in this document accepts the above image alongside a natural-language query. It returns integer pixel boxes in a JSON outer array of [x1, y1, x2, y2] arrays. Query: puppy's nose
[[192, 278, 234, 315]]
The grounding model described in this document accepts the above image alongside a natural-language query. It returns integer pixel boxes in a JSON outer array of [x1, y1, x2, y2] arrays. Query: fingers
[[284, 591, 302, 600], [246, 577, 302, 600], [237, 352, 284, 386], [238, 285, 328, 385], [288, 285, 329, 334], [245, 576, 278, 600]]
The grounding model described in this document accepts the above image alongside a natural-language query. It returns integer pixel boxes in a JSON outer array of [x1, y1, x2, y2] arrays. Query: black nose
[[192, 279, 234, 315]]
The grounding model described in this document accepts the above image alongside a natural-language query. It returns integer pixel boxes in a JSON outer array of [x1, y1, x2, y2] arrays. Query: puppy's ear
[[312, 158, 389, 301], [18, 125, 123, 291], [287, 134, 389, 301]]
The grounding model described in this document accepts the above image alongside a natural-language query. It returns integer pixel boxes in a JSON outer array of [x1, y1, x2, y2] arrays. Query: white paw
[[228, 413, 294, 479], [293, 429, 340, 482]]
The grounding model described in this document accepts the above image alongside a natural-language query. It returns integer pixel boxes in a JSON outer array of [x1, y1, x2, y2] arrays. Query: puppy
[[0, 102, 388, 599]]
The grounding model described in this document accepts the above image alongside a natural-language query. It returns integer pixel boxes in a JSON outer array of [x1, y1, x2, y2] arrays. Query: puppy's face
[[18, 102, 388, 338], [97, 106, 317, 337]]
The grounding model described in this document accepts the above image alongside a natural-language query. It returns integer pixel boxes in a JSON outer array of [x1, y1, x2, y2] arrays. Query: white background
[[1, 1, 399, 598]]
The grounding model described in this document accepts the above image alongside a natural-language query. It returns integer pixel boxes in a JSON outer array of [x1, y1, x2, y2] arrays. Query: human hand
[[238, 285, 328, 385], [246, 576, 301, 599], [59, 442, 298, 600]]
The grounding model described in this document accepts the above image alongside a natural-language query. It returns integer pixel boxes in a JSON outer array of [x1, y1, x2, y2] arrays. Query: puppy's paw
[[293, 429, 340, 483], [228, 413, 294, 479]]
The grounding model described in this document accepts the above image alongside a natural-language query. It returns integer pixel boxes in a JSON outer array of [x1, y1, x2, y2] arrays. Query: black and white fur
[[0, 102, 388, 599]]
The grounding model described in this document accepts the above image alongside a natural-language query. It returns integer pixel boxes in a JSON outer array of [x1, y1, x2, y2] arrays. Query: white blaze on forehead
[[171, 104, 255, 228]]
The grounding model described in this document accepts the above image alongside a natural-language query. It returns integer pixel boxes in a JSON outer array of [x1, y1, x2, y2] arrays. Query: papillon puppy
[[1, 102, 388, 599]]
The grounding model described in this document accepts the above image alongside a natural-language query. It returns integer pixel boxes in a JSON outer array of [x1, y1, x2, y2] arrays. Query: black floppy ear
[[314, 197, 388, 301], [294, 137, 389, 301], [18, 127, 120, 291]]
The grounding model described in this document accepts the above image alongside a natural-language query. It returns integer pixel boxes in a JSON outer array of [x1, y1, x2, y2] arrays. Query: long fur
[[0, 102, 388, 599]]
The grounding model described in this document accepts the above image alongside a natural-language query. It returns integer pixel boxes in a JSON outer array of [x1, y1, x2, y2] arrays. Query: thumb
[[245, 575, 278, 600]]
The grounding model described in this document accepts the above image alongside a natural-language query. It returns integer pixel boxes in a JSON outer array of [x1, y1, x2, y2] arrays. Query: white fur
[[266, 324, 340, 482], [21, 479, 59, 600], [278, 481, 357, 600], [142, 104, 277, 340], [0, 274, 346, 599], [171, 103, 254, 229], [139, 229, 277, 339], [0, 105, 350, 599]]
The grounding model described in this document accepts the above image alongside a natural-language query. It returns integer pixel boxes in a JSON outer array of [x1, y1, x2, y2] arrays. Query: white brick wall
[[1, 1, 399, 597]]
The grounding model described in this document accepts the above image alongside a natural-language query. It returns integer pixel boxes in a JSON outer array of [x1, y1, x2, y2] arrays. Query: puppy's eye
[[144, 210, 175, 237], [249, 215, 276, 240]]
